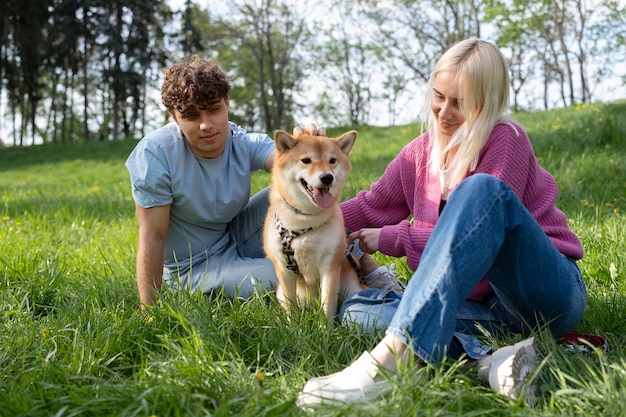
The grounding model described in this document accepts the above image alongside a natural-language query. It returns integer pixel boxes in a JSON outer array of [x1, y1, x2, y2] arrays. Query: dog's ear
[[335, 130, 357, 155], [274, 130, 298, 152]]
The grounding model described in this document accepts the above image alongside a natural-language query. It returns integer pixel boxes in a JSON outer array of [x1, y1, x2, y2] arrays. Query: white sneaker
[[297, 351, 392, 409], [478, 337, 540, 403], [363, 264, 405, 292]]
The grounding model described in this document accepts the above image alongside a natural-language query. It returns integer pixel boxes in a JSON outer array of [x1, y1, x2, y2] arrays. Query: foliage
[[207, 0, 310, 132], [0, 103, 625, 415], [483, 0, 619, 110], [1, 0, 172, 145], [1, 0, 625, 145]]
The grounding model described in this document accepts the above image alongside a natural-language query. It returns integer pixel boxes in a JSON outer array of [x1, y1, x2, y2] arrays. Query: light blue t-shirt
[[125, 121, 274, 272]]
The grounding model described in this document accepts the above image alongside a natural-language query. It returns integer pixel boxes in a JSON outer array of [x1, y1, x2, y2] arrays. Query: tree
[[486, 0, 621, 109], [0, 0, 624, 146], [2, 0, 49, 145], [44, 0, 84, 143], [311, 0, 377, 125], [204, 0, 311, 132], [179, 0, 205, 56], [96, 0, 170, 140], [586, 0, 626, 100], [359, 0, 483, 84], [484, 0, 541, 111]]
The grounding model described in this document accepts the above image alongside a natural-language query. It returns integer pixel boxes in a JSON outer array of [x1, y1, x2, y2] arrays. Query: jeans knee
[[448, 174, 517, 216], [459, 173, 507, 193]]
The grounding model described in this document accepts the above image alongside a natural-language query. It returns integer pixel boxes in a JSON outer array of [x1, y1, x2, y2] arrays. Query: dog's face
[[273, 130, 357, 210]]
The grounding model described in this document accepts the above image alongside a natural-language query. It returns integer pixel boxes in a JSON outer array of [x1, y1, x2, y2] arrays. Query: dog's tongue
[[313, 188, 334, 208]]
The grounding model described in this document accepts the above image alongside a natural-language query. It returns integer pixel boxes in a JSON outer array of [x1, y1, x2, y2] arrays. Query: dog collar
[[280, 196, 315, 216]]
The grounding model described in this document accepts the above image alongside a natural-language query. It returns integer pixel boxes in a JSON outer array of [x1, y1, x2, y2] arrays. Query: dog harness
[[273, 212, 312, 274], [272, 213, 366, 283]]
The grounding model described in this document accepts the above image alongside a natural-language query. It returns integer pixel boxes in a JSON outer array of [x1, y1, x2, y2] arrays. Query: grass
[[0, 102, 625, 416]]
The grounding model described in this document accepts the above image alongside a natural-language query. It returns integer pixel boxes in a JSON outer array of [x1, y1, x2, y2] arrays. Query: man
[[126, 55, 278, 308], [126, 55, 402, 308]]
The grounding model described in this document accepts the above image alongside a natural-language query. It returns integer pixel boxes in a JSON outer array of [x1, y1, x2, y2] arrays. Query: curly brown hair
[[161, 55, 231, 116]]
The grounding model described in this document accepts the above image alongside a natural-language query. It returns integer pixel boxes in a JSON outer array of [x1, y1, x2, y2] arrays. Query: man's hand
[[293, 122, 327, 137]]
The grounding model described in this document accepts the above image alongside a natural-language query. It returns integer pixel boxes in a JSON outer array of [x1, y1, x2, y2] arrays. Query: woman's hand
[[348, 228, 382, 254]]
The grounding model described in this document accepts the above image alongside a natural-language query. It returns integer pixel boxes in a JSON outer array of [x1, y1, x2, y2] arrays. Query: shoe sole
[[511, 337, 539, 405]]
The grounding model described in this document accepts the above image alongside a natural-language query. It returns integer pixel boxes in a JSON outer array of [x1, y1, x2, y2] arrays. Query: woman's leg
[[298, 174, 586, 406], [387, 174, 586, 365]]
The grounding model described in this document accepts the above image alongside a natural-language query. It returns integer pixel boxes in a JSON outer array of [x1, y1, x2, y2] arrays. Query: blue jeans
[[164, 187, 278, 298], [340, 174, 587, 364]]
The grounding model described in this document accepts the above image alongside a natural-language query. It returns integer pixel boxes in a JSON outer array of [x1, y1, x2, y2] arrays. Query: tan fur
[[264, 129, 362, 327]]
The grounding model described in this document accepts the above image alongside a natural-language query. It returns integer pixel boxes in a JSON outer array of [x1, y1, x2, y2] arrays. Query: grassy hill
[[0, 102, 624, 416]]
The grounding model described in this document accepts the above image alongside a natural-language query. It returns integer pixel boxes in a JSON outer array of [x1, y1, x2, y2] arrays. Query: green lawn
[[0, 102, 625, 416]]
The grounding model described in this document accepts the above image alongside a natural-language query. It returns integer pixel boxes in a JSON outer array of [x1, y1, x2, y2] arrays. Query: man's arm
[[135, 203, 171, 309], [264, 149, 275, 172]]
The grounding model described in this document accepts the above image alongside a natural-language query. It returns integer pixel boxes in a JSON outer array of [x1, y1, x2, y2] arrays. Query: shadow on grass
[[3, 191, 135, 222], [0, 138, 140, 172]]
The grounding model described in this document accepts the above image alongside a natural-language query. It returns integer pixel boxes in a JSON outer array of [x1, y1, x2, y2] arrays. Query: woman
[[297, 39, 586, 406]]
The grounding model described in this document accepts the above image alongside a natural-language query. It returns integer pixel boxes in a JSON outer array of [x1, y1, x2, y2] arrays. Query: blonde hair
[[422, 39, 516, 188]]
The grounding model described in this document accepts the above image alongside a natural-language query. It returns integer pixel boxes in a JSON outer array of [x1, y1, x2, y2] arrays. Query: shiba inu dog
[[264, 129, 363, 326]]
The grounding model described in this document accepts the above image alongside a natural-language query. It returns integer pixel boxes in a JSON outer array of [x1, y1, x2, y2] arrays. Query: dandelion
[[552, 124, 560, 130], [2, 215, 9, 222], [258, 372, 265, 386], [581, 199, 595, 208], [144, 315, 155, 324]]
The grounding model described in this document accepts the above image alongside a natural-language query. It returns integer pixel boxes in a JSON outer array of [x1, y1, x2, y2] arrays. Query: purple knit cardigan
[[341, 121, 583, 301]]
